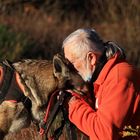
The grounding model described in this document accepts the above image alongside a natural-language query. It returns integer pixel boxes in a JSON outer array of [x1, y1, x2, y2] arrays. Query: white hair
[[62, 29, 105, 59]]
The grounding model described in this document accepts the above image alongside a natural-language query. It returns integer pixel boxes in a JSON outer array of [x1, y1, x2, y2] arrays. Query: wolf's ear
[[53, 54, 69, 79]]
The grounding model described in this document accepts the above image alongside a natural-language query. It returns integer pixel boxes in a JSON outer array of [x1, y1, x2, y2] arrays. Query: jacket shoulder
[[107, 61, 138, 84]]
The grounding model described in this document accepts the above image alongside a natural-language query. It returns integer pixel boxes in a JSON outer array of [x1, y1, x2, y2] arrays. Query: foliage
[[0, 24, 35, 61]]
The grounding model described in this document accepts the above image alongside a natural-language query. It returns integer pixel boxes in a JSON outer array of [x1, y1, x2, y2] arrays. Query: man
[[62, 29, 140, 140]]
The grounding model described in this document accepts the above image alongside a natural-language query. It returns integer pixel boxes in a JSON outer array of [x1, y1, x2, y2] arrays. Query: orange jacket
[[68, 54, 140, 140]]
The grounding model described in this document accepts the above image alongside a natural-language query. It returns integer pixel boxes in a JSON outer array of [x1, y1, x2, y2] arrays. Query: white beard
[[82, 71, 93, 82], [79, 58, 95, 82], [80, 67, 95, 82]]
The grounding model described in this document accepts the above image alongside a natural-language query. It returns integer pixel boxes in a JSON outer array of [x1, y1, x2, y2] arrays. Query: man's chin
[[82, 74, 93, 82]]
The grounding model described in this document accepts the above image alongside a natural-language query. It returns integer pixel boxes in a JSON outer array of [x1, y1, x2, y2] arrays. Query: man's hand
[[68, 96, 78, 105], [66, 90, 94, 109]]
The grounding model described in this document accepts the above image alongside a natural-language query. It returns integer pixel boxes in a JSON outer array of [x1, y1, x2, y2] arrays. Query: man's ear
[[87, 52, 97, 66], [53, 54, 69, 79]]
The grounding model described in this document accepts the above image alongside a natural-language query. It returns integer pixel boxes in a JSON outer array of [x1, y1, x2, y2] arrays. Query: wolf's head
[[53, 54, 89, 95]]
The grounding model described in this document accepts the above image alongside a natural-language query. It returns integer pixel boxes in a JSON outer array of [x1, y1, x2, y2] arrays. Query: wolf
[[0, 54, 89, 139]]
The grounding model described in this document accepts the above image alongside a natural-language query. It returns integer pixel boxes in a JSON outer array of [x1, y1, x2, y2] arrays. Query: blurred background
[[0, 0, 139, 139], [0, 0, 140, 66]]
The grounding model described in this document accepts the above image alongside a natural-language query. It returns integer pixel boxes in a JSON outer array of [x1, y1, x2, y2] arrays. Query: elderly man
[[62, 29, 140, 140]]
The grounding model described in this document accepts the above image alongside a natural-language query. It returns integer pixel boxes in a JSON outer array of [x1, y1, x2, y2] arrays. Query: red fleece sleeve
[[69, 98, 96, 135], [68, 79, 137, 140]]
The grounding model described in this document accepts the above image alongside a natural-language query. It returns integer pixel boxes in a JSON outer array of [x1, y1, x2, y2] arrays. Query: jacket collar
[[94, 53, 120, 85]]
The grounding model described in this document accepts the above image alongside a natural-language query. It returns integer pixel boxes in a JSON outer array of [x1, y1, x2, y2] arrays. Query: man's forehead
[[65, 52, 77, 62], [64, 46, 76, 58]]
